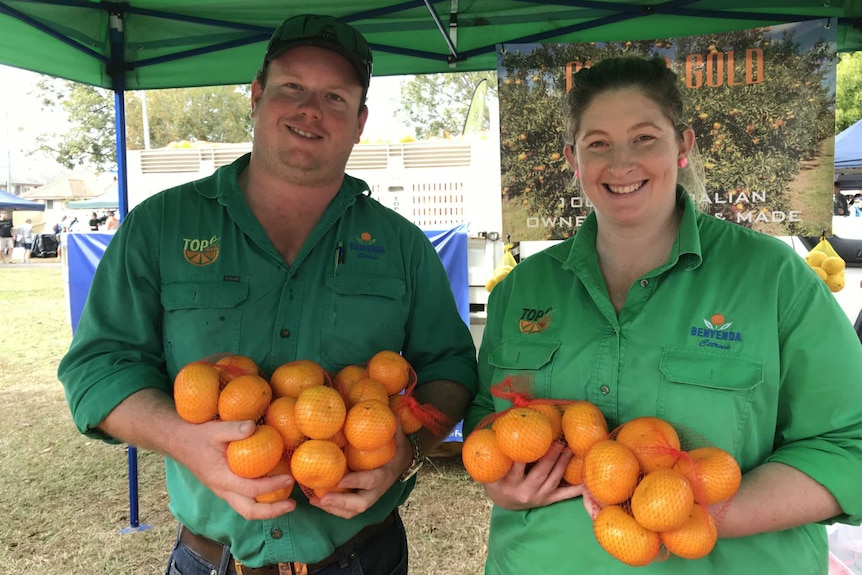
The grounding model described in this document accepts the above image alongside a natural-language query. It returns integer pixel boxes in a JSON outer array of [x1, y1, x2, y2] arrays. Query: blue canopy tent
[[0, 188, 46, 211], [835, 119, 862, 190]]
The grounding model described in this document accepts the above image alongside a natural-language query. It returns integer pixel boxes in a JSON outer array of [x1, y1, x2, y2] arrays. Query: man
[[0, 211, 13, 263], [58, 14, 477, 575], [834, 181, 849, 216]]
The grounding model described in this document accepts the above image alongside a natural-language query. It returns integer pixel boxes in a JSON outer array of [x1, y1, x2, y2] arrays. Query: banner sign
[[497, 21, 837, 240]]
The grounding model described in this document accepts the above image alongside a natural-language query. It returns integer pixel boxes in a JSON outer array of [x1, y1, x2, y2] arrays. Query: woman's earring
[[249, 109, 255, 119], [574, 168, 580, 179], [678, 157, 689, 169]]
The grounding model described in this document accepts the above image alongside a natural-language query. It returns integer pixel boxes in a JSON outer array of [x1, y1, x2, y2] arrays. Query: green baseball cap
[[263, 14, 373, 90]]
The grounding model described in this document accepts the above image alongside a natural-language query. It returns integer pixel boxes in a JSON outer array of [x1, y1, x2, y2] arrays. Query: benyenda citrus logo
[[519, 307, 553, 334], [183, 235, 220, 266], [349, 231, 385, 257], [690, 313, 742, 349]]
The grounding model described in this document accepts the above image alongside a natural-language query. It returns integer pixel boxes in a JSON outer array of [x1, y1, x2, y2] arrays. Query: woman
[[465, 57, 862, 574]]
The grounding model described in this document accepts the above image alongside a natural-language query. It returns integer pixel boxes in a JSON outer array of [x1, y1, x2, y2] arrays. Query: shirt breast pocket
[[657, 348, 764, 453], [321, 273, 408, 368], [161, 280, 249, 373], [487, 338, 561, 407]]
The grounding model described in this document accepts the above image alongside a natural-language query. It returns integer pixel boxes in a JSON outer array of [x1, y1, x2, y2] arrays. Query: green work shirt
[[58, 154, 478, 567], [466, 189, 862, 574]]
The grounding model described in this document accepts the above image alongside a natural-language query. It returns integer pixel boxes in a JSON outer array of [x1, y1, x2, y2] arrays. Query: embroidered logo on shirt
[[690, 313, 742, 349], [349, 231, 385, 260], [519, 307, 553, 334], [183, 235, 220, 266]]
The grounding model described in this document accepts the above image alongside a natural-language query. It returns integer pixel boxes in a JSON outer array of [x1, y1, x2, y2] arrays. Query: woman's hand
[[483, 442, 585, 510]]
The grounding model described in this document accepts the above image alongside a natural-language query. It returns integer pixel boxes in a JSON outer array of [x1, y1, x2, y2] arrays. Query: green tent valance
[[0, 1, 859, 91]]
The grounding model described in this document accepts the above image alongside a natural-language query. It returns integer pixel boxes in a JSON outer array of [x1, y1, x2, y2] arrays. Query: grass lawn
[[0, 266, 490, 575]]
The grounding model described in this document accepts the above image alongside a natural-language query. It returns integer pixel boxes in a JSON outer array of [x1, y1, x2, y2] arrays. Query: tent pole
[[108, 6, 150, 535]]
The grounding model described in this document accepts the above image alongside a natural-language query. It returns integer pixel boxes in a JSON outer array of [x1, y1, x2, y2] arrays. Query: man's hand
[[310, 429, 413, 519], [174, 419, 297, 520]]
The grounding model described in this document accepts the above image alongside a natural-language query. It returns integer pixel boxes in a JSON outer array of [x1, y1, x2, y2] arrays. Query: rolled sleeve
[[768, 275, 862, 523], [58, 210, 169, 441]]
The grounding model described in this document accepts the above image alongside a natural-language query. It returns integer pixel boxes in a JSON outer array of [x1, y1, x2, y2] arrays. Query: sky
[[0, 64, 413, 185]]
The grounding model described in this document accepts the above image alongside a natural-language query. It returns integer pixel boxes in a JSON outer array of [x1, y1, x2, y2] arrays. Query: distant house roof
[[21, 174, 110, 201]]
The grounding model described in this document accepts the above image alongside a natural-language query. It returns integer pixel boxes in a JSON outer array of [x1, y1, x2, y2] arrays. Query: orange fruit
[[661, 504, 718, 560], [561, 401, 609, 457], [583, 439, 640, 505], [264, 396, 307, 450], [389, 394, 423, 434], [214, 354, 260, 383], [347, 378, 390, 406], [630, 468, 694, 531], [329, 428, 349, 449], [255, 458, 293, 503], [217, 374, 273, 422], [366, 350, 411, 395], [290, 439, 347, 489], [226, 424, 284, 479], [270, 360, 326, 399], [174, 362, 222, 424], [462, 428, 514, 483], [562, 452, 585, 486], [332, 364, 368, 392], [528, 403, 563, 440], [593, 506, 661, 567], [345, 438, 397, 471], [615, 416, 681, 473], [492, 407, 554, 463], [294, 385, 347, 440], [673, 446, 741, 505], [343, 400, 398, 451]]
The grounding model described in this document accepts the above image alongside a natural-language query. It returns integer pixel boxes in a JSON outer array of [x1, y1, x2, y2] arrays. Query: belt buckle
[[235, 559, 306, 575]]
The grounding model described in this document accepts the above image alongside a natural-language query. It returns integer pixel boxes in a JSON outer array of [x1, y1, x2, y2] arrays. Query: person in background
[[466, 56, 862, 574], [0, 211, 13, 263], [104, 210, 120, 231], [834, 181, 850, 216], [88, 211, 101, 231], [58, 13, 477, 575], [17, 218, 34, 263]]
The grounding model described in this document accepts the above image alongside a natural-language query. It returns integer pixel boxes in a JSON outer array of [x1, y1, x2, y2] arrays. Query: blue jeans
[[163, 512, 408, 575]]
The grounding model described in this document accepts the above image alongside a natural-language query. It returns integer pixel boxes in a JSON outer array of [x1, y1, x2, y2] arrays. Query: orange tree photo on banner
[[498, 21, 837, 241]]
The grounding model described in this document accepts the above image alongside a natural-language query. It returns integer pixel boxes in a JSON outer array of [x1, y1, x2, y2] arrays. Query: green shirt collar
[[553, 186, 703, 273]]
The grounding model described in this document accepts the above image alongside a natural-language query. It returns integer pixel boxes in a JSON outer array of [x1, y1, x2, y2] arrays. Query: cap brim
[[266, 40, 370, 89]]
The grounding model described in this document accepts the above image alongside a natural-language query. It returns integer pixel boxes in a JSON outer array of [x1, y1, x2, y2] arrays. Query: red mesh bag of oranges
[[584, 416, 742, 566], [462, 375, 583, 484]]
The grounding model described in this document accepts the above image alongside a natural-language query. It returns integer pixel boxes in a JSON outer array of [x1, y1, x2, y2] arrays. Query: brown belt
[[179, 512, 396, 575]]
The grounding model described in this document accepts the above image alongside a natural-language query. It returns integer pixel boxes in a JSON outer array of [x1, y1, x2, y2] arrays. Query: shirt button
[[640, 279, 649, 287], [271, 528, 283, 539], [600, 385, 610, 395], [280, 328, 290, 338]]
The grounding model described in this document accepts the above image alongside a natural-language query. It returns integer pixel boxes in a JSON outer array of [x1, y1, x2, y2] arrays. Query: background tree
[[37, 80, 253, 171], [836, 51, 862, 133], [396, 71, 497, 139], [125, 86, 252, 149], [35, 79, 116, 172]]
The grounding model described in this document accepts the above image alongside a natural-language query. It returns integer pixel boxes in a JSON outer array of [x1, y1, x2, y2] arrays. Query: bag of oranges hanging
[[584, 418, 742, 566], [805, 234, 846, 292], [485, 243, 518, 292], [462, 374, 579, 483]]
